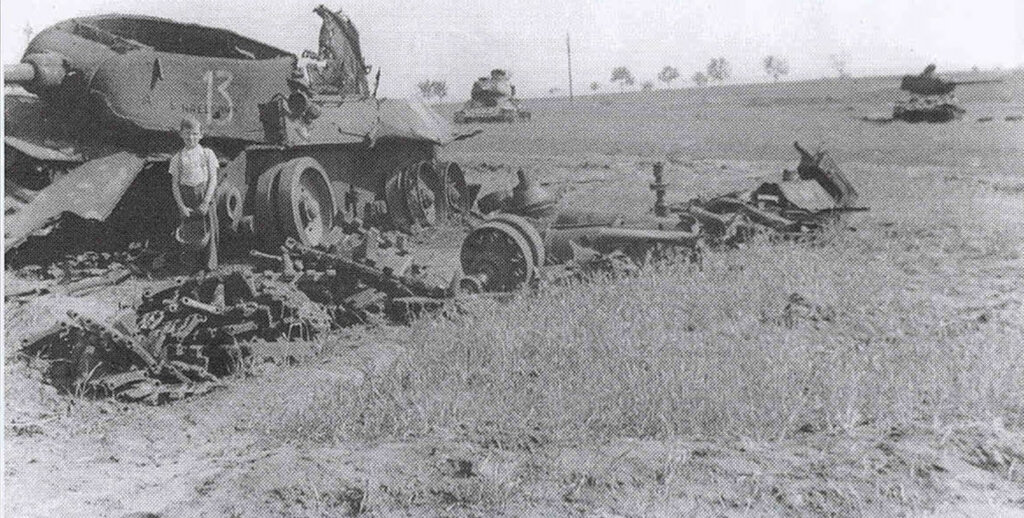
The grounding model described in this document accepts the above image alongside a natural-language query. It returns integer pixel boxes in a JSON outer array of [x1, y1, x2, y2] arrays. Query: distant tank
[[892, 96, 966, 123], [453, 69, 531, 124], [4, 6, 476, 257], [892, 64, 1000, 123]]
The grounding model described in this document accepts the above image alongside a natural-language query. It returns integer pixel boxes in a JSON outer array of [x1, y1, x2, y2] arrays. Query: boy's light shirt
[[172, 146, 218, 187]]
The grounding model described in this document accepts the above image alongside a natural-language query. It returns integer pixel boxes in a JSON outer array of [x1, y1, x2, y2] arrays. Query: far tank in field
[[453, 69, 531, 123], [892, 64, 1000, 123]]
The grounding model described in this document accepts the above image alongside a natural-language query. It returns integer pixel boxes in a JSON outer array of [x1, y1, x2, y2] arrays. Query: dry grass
[[6, 74, 1024, 517], [257, 171, 1024, 446]]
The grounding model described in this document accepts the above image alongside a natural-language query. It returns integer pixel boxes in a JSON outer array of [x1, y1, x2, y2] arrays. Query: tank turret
[[899, 64, 1001, 97]]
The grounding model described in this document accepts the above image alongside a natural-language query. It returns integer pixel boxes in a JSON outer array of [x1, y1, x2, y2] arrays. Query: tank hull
[[453, 99, 531, 124], [892, 99, 966, 123]]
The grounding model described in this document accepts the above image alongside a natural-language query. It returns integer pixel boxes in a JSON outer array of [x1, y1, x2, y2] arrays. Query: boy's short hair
[[180, 116, 202, 132]]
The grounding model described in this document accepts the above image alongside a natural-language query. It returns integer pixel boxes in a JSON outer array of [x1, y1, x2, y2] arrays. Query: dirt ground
[[5, 74, 1024, 517]]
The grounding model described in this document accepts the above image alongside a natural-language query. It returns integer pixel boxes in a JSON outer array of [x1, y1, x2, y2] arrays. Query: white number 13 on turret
[[203, 70, 234, 125]]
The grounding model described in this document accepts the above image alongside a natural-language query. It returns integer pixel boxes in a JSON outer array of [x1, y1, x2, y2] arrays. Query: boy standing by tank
[[170, 116, 219, 271]]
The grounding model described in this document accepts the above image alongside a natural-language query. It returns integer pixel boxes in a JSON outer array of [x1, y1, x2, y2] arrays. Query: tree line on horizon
[[419, 53, 856, 100], [589, 54, 853, 94]]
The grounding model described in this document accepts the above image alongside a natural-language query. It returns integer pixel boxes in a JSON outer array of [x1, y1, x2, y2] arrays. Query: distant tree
[[971, 65, 980, 73], [590, 81, 601, 92], [657, 66, 680, 88], [431, 80, 447, 101], [417, 80, 447, 101], [641, 81, 654, 92], [691, 71, 708, 87], [706, 58, 731, 83], [829, 53, 850, 78], [610, 66, 635, 91], [763, 55, 790, 82], [417, 80, 435, 99], [548, 87, 562, 95]]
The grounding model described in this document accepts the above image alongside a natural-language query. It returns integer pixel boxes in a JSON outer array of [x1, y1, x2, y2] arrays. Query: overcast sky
[[2, 0, 1021, 99]]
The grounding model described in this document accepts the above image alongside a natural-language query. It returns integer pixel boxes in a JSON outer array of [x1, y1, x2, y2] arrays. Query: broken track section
[[16, 233, 470, 404]]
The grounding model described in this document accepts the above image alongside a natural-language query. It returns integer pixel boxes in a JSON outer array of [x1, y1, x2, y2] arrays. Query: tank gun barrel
[[900, 74, 1004, 96], [4, 63, 37, 84], [4, 54, 68, 89], [950, 79, 1004, 87]]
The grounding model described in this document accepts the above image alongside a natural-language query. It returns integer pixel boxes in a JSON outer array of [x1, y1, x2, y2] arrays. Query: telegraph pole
[[566, 32, 574, 102]]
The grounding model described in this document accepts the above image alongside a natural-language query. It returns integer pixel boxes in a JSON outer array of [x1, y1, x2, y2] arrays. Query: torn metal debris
[[462, 142, 868, 292], [20, 269, 330, 404], [16, 225, 479, 403], [14, 142, 868, 403]]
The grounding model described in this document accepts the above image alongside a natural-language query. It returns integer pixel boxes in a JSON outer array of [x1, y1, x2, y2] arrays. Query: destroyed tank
[[892, 64, 1000, 123], [4, 6, 476, 259], [453, 69, 531, 124]]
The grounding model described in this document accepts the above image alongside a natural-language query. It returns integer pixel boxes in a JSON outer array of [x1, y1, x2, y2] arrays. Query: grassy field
[[6, 73, 1024, 517]]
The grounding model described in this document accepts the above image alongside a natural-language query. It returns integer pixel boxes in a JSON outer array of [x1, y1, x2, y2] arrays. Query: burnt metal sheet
[[289, 97, 458, 146], [312, 6, 369, 96], [775, 181, 837, 211], [4, 152, 146, 250], [288, 100, 376, 145], [5, 136, 81, 162], [376, 98, 457, 144], [4, 93, 118, 163]]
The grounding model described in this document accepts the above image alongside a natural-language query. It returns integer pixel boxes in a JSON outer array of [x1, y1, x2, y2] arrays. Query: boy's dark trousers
[[178, 183, 219, 271]]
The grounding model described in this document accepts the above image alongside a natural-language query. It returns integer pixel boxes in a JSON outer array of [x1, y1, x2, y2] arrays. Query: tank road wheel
[[255, 163, 286, 249], [384, 166, 409, 229], [486, 213, 546, 267], [411, 161, 440, 224], [413, 161, 470, 222], [216, 184, 244, 232], [276, 157, 336, 247], [432, 161, 471, 218], [385, 164, 434, 230], [460, 221, 536, 292]]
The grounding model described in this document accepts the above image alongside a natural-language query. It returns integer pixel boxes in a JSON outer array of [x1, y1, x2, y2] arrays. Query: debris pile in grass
[[258, 227, 1023, 445]]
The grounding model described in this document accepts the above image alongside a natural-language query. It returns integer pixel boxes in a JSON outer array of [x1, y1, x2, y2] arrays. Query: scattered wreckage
[[14, 141, 866, 404], [17, 229, 484, 404], [6, 7, 866, 404], [461, 142, 864, 292], [4, 7, 478, 259], [12, 137, 866, 403]]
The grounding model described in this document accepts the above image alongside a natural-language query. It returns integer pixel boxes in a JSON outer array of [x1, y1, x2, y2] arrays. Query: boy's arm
[[200, 149, 219, 212], [169, 154, 190, 216]]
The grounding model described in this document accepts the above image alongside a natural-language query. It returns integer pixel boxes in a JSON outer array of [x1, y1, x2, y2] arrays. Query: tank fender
[[4, 152, 145, 250]]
